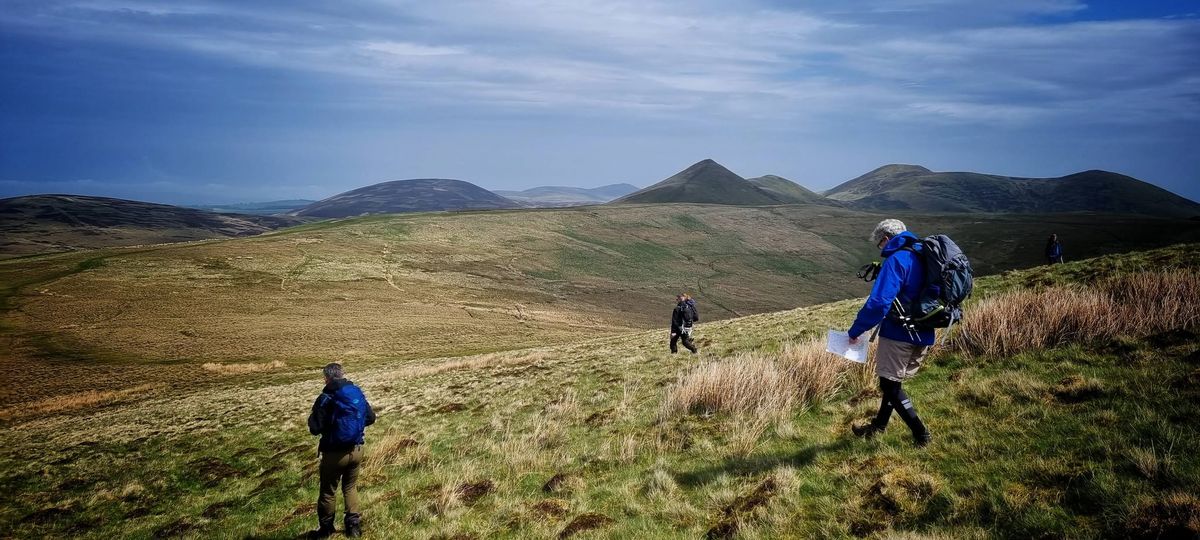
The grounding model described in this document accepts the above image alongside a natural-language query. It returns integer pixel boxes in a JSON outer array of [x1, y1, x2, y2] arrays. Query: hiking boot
[[307, 524, 335, 540], [914, 431, 932, 448], [344, 513, 363, 538], [852, 421, 886, 439]]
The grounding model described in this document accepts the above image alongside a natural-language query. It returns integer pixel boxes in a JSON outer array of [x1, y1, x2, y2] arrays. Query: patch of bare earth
[[706, 477, 778, 539], [558, 512, 614, 539]]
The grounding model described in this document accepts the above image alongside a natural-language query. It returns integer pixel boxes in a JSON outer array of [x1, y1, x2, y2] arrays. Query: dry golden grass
[[0, 383, 164, 421], [360, 429, 424, 483], [200, 360, 287, 375], [952, 270, 1200, 357], [659, 339, 875, 421]]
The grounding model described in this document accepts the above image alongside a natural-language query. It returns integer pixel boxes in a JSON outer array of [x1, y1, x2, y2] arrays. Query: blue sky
[[1, 0, 1198, 204]]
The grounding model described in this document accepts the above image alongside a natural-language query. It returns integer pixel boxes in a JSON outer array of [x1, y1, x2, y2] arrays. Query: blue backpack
[[328, 383, 369, 446], [899, 234, 974, 329]]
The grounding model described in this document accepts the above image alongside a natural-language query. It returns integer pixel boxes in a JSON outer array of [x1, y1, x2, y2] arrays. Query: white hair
[[870, 219, 906, 244], [323, 362, 345, 380]]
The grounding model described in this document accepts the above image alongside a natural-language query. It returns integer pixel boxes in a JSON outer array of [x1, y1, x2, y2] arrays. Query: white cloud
[[361, 41, 465, 57], [2, 0, 1196, 127]]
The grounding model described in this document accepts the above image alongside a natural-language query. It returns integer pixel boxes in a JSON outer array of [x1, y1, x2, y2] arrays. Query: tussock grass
[[0, 383, 164, 421], [952, 270, 1200, 357], [200, 360, 286, 375], [659, 339, 873, 420]]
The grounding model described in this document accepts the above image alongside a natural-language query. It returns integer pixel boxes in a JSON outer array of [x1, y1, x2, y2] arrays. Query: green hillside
[[613, 160, 785, 205], [746, 175, 828, 204], [3, 243, 1197, 538], [826, 165, 1200, 217], [3, 204, 1196, 388]]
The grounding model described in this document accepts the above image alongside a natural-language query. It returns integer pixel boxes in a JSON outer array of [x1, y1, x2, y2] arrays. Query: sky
[[1, 0, 1198, 205]]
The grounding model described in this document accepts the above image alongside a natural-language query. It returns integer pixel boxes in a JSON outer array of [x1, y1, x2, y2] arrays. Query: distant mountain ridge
[[494, 183, 639, 207], [614, 159, 812, 205], [0, 194, 304, 258], [825, 165, 1200, 216], [187, 200, 316, 215], [291, 179, 519, 218]]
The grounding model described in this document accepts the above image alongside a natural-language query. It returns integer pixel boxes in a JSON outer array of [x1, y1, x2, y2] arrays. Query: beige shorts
[[875, 336, 930, 381]]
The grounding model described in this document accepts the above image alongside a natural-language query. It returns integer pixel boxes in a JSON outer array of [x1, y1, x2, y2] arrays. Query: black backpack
[[900, 234, 974, 329]]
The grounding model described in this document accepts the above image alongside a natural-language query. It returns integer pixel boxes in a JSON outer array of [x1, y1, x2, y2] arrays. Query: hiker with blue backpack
[[1045, 233, 1064, 264], [307, 363, 376, 538], [847, 219, 973, 447]]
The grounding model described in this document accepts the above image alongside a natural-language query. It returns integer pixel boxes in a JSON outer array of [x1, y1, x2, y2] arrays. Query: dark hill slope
[[0, 194, 303, 258], [825, 165, 1200, 216], [613, 159, 786, 205], [746, 175, 828, 204], [293, 179, 518, 218]]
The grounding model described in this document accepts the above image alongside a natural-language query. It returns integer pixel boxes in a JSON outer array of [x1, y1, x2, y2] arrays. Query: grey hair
[[323, 362, 345, 380], [870, 219, 906, 244]]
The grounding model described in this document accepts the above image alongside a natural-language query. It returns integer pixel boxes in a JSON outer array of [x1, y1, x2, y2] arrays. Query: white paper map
[[826, 329, 868, 363]]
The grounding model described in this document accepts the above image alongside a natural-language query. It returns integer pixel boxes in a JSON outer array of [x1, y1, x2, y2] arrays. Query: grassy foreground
[[2, 244, 1198, 539]]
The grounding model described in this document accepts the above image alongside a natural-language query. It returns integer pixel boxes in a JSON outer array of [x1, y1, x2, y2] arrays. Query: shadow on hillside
[[675, 439, 853, 487]]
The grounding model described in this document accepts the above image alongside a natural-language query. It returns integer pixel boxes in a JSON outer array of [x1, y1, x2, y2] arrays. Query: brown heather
[[952, 270, 1200, 357], [660, 339, 876, 421]]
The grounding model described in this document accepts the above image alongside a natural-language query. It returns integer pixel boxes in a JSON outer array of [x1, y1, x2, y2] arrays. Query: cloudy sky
[[1, 0, 1198, 204]]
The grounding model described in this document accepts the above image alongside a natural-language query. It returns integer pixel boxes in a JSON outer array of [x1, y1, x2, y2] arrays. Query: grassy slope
[[1, 206, 1198, 414], [746, 176, 826, 204], [2, 244, 1198, 539], [3, 206, 1198, 414]]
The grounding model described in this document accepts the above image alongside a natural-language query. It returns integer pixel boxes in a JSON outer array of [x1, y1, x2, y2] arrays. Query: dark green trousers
[[317, 446, 362, 522]]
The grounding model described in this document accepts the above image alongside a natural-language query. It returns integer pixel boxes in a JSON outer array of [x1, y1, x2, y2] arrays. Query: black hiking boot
[[307, 525, 335, 539], [344, 513, 363, 538], [852, 421, 886, 439], [307, 516, 335, 539]]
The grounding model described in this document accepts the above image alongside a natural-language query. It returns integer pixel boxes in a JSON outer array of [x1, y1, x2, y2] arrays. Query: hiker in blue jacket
[[847, 219, 934, 447], [1045, 233, 1064, 264], [307, 363, 376, 538]]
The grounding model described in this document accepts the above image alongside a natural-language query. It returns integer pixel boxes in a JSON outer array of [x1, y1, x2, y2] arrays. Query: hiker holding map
[[844, 219, 936, 447]]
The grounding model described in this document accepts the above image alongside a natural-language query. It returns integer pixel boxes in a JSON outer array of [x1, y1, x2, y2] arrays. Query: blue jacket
[[848, 231, 936, 346], [1046, 240, 1062, 259]]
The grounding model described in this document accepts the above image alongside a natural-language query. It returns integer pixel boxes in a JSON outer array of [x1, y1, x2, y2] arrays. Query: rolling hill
[[826, 165, 1200, 216], [291, 179, 519, 218], [3, 242, 1198, 538], [613, 159, 790, 205], [494, 184, 640, 207], [2, 203, 1198, 384], [746, 175, 828, 204], [0, 194, 304, 259]]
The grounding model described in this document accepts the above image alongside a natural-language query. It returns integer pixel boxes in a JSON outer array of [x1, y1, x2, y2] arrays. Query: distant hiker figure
[[670, 293, 700, 354], [1045, 233, 1064, 264], [847, 219, 934, 447], [307, 363, 376, 538]]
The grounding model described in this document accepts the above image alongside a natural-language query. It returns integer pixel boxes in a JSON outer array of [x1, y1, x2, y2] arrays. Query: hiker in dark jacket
[[847, 219, 934, 447], [670, 293, 700, 354], [307, 363, 376, 539], [1045, 234, 1064, 264]]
